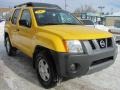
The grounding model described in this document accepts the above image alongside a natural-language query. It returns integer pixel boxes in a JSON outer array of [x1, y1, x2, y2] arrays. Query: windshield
[[81, 20, 94, 25], [34, 9, 81, 25]]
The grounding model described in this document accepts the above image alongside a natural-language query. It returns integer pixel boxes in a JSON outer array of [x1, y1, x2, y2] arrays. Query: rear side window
[[11, 9, 20, 24]]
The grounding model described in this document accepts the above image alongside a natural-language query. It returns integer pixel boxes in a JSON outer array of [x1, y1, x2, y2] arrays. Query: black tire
[[5, 36, 17, 56], [35, 51, 57, 89]]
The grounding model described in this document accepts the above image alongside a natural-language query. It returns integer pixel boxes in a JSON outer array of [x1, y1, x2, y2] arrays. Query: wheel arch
[[4, 32, 9, 46], [4, 32, 9, 38], [33, 45, 57, 73]]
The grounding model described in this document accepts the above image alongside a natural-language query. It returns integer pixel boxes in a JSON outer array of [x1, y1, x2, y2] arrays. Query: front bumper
[[51, 46, 118, 78]]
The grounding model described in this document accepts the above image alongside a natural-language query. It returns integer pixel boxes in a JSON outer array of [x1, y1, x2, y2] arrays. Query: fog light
[[70, 64, 76, 71]]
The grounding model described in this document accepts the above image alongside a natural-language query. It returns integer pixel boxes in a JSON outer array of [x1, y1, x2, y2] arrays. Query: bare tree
[[74, 5, 97, 14]]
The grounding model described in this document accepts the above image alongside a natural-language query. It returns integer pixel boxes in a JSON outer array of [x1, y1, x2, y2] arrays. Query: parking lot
[[0, 22, 120, 90]]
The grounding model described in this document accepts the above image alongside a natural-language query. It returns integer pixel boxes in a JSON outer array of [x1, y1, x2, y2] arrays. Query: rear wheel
[[35, 51, 57, 89], [5, 36, 17, 56]]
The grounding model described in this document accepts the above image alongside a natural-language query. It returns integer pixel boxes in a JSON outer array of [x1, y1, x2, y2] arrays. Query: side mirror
[[19, 20, 30, 27]]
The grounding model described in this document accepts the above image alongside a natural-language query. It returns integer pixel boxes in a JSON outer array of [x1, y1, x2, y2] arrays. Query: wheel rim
[[38, 58, 50, 81], [6, 38, 10, 52]]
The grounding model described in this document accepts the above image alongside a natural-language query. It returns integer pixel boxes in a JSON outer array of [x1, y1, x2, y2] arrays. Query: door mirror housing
[[19, 20, 30, 27]]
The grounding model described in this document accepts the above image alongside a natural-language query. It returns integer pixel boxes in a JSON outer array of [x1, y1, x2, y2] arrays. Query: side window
[[11, 9, 20, 24], [20, 9, 31, 27]]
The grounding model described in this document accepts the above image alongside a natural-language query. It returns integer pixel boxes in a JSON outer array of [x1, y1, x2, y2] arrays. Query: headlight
[[65, 40, 84, 53]]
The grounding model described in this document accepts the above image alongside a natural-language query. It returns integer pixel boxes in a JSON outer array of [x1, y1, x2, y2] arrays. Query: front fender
[[32, 32, 66, 53]]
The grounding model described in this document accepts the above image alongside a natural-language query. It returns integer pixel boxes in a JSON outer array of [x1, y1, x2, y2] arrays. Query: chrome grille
[[89, 40, 96, 50], [97, 38, 107, 49], [89, 38, 112, 50]]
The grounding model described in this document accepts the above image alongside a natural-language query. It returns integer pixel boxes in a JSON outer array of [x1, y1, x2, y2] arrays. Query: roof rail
[[14, 2, 62, 9]]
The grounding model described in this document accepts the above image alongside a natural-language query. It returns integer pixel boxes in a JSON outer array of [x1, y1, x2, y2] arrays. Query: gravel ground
[[0, 22, 120, 90]]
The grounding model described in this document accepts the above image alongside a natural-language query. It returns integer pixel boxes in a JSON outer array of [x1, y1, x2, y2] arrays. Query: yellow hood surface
[[38, 25, 112, 40]]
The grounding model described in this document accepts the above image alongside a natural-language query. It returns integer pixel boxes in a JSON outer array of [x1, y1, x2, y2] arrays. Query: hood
[[38, 25, 112, 40]]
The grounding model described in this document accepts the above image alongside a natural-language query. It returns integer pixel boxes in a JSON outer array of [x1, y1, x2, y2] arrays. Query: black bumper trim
[[51, 47, 118, 78]]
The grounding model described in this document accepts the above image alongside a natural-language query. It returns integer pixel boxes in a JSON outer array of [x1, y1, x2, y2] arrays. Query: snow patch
[[0, 21, 5, 42]]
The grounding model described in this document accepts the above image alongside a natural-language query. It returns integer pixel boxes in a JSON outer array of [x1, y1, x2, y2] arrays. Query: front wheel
[[5, 36, 17, 56], [35, 51, 57, 89]]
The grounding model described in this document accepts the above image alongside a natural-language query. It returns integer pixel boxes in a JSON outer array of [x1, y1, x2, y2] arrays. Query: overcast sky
[[0, 0, 120, 13]]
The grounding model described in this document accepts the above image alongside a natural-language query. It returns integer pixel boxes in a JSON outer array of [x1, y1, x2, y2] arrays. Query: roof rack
[[14, 2, 62, 9]]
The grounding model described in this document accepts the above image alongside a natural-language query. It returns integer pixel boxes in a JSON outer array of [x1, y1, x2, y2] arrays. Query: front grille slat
[[89, 40, 96, 50], [107, 38, 112, 47], [97, 38, 106, 49], [89, 38, 112, 50]]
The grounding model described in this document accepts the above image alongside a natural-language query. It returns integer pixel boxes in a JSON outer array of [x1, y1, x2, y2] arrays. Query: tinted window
[[20, 9, 31, 27], [34, 9, 81, 25], [11, 9, 20, 24]]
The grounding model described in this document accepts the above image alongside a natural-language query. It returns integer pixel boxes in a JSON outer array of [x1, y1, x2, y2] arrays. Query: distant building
[[81, 13, 103, 23], [105, 12, 120, 26], [73, 12, 105, 24]]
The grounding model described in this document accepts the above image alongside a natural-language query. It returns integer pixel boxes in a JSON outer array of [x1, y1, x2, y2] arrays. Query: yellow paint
[[5, 7, 113, 58]]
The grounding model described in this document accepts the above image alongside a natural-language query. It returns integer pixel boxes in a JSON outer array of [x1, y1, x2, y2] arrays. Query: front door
[[17, 9, 34, 56]]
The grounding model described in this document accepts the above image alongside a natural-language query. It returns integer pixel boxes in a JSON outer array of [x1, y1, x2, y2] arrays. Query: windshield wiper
[[40, 23, 80, 26], [40, 23, 60, 25], [59, 23, 80, 25]]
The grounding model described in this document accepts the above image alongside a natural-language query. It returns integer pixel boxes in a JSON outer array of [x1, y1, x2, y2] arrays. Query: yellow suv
[[4, 2, 118, 89]]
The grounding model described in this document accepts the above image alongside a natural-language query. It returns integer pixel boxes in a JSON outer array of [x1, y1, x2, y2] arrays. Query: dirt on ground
[[0, 22, 120, 90]]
